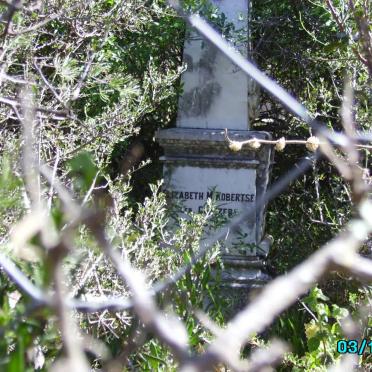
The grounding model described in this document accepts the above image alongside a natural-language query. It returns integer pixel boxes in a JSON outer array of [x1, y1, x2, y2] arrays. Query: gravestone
[[156, 0, 273, 308], [178, 1, 250, 129]]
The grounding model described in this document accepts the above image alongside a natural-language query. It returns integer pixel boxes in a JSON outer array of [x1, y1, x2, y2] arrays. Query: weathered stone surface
[[165, 165, 257, 254], [156, 128, 274, 255], [177, 0, 250, 129], [155, 1, 273, 299]]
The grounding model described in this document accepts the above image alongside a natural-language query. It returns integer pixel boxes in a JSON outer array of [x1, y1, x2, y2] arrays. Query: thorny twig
[[0, 3, 371, 371], [325, 0, 372, 76], [224, 128, 372, 152]]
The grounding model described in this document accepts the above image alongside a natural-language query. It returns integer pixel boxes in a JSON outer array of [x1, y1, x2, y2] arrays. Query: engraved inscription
[[165, 190, 255, 217], [163, 165, 257, 248]]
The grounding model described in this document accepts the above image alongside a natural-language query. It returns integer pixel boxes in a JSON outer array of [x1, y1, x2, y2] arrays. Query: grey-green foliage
[[0, 0, 186, 247], [72, 178, 221, 339], [251, 0, 371, 270], [0, 1, 206, 368], [251, 1, 371, 370], [0, 136, 24, 238], [0, 0, 371, 370], [0, 0, 184, 169]]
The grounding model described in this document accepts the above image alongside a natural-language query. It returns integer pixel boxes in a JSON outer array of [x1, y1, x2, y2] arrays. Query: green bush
[[0, 0, 370, 370]]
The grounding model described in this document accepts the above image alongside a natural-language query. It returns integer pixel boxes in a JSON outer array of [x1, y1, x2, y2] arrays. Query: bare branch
[[33, 61, 68, 109], [0, 0, 21, 38], [0, 95, 71, 119], [332, 253, 372, 282], [21, 88, 40, 208], [188, 201, 372, 370], [246, 340, 289, 372], [0, 252, 49, 305], [86, 216, 191, 363]]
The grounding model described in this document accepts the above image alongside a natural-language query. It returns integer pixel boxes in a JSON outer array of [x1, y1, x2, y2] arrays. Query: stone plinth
[[157, 128, 272, 258]]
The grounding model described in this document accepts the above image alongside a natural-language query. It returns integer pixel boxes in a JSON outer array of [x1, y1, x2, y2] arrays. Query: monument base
[[207, 255, 271, 317], [220, 255, 271, 288], [156, 128, 274, 313]]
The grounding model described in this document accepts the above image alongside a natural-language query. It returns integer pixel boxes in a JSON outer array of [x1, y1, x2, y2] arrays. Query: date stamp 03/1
[[337, 339, 372, 355]]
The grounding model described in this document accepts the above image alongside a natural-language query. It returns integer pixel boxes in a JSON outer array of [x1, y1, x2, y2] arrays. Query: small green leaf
[[68, 152, 99, 193], [307, 334, 322, 352]]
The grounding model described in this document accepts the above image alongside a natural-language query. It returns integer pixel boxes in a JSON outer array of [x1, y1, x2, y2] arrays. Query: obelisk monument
[[156, 0, 273, 308]]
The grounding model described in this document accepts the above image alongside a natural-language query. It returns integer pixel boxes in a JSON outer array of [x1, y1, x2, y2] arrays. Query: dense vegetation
[[0, 0, 370, 371]]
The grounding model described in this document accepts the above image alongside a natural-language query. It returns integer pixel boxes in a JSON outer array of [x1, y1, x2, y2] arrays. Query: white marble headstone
[[177, 0, 250, 130]]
